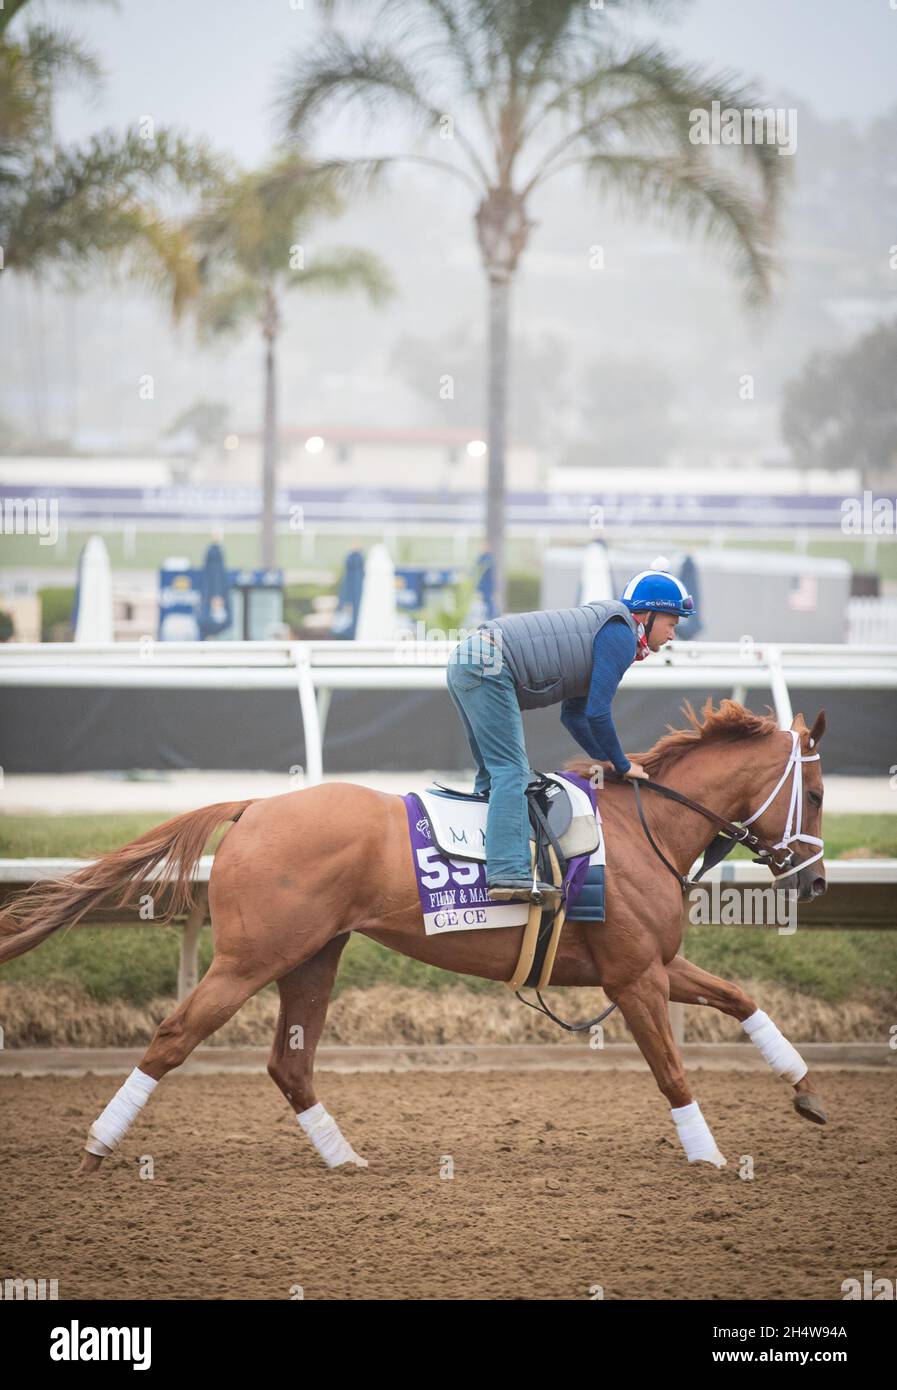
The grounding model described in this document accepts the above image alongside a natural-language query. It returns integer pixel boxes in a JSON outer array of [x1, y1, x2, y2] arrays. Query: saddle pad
[[417, 771, 600, 865], [404, 794, 530, 935], [403, 778, 606, 936]]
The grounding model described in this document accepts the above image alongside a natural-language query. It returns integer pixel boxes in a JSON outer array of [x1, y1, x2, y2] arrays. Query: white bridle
[[740, 730, 824, 881]]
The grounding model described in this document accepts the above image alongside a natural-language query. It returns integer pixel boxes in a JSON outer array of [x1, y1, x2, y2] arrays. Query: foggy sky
[[3, 0, 896, 454]]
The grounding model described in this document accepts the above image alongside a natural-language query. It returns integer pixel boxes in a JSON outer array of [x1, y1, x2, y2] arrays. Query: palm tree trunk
[[261, 297, 279, 570], [486, 272, 511, 615]]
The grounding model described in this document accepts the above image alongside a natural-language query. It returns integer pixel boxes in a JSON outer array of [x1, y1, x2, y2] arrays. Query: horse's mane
[[564, 697, 780, 781]]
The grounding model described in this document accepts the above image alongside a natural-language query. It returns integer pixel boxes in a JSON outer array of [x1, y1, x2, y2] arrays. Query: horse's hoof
[[793, 1093, 828, 1125], [77, 1151, 104, 1175]]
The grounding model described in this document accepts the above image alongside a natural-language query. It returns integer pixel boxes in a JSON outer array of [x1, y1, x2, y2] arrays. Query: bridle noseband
[[740, 729, 823, 878], [625, 730, 824, 891]]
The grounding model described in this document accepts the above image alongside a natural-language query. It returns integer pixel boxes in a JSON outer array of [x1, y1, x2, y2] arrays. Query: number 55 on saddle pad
[[402, 770, 606, 937]]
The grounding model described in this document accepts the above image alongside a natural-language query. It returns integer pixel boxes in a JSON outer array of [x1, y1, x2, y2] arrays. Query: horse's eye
[[808, 790, 823, 808]]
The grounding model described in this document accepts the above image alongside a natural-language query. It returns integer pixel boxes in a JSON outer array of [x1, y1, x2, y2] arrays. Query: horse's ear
[[789, 712, 808, 734], [807, 709, 826, 749]]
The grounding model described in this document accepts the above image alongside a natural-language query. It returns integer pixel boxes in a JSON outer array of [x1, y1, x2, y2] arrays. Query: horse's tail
[[0, 800, 253, 966]]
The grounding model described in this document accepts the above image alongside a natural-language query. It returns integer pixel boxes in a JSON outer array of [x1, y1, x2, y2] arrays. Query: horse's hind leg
[[267, 935, 367, 1170], [607, 959, 727, 1168], [77, 953, 278, 1175], [665, 953, 827, 1124]]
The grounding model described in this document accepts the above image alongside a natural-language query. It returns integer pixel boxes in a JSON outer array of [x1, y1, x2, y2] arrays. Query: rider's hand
[[622, 761, 649, 781]]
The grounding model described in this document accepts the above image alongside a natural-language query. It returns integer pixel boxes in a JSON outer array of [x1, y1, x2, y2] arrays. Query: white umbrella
[[74, 535, 114, 643], [355, 543, 398, 640]]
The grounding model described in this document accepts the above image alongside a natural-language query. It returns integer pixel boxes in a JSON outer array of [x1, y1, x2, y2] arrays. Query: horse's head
[[747, 711, 827, 903]]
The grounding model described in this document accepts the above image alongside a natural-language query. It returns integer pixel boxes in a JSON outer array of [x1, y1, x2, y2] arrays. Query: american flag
[[788, 574, 818, 612]]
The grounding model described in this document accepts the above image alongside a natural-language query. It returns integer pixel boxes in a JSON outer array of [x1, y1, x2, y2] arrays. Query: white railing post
[[178, 887, 207, 1001], [766, 645, 794, 728], [316, 686, 333, 742], [293, 642, 324, 786]]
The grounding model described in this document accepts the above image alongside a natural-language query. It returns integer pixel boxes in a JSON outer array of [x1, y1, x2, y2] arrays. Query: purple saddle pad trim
[[555, 771, 599, 911], [403, 770, 600, 920]]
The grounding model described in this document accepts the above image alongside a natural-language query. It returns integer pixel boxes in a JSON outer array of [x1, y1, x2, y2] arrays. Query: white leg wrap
[[671, 1100, 726, 1167], [742, 1008, 808, 1084], [297, 1103, 368, 1169], [85, 1067, 158, 1156]]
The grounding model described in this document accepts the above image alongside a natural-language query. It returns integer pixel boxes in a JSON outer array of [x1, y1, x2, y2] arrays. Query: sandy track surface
[[2, 1069, 894, 1301]]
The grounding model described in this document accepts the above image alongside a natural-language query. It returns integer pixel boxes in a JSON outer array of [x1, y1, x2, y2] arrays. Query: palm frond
[[276, 29, 489, 186], [17, 21, 104, 89], [181, 153, 394, 338], [1, 125, 226, 273], [555, 150, 779, 303], [533, 43, 785, 212], [124, 213, 203, 320], [0, 0, 118, 38], [192, 277, 264, 341], [285, 245, 394, 304]]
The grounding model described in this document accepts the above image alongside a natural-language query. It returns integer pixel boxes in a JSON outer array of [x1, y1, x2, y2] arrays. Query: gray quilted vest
[[479, 599, 637, 710]]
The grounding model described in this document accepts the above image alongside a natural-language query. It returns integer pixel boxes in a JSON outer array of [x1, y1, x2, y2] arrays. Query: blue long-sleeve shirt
[[560, 618, 634, 773]]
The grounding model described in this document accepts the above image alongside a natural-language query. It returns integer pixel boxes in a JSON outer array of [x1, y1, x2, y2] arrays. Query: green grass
[[1, 811, 895, 1004], [8, 526, 894, 580], [0, 528, 543, 575], [0, 922, 209, 1004], [0, 813, 168, 859], [0, 920, 498, 1003], [682, 927, 896, 1003], [720, 536, 897, 580]]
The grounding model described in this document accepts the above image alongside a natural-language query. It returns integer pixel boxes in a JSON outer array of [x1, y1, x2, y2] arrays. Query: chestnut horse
[[0, 700, 828, 1174]]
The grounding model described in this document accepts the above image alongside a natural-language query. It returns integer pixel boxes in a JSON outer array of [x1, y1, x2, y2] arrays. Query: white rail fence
[[0, 858, 893, 1052], [2, 639, 896, 786]]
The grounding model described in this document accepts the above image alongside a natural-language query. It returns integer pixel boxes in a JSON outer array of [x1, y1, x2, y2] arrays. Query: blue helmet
[[620, 568, 696, 618]]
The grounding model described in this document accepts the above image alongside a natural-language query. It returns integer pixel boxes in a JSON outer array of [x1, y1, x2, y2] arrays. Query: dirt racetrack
[[2, 1068, 894, 1301]]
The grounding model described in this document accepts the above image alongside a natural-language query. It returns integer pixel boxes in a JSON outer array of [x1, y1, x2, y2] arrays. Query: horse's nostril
[[812, 877, 826, 898]]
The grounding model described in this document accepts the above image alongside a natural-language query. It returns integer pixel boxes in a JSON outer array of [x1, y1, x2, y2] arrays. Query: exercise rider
[[445, 568, 696, 904]]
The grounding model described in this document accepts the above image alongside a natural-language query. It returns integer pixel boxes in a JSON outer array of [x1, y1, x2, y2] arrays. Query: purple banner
[[0, 481, 874, 529]]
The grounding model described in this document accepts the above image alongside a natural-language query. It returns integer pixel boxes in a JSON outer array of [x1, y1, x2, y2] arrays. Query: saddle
[[420, 772, 599, 864], [417, 772, 602, 993]]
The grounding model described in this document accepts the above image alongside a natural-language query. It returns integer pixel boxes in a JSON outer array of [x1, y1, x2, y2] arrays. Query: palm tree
[[0, 0, 104, 151], [0, 0, 221, 298], [278, 0, 785, 611], [183, 154, 393, 566]]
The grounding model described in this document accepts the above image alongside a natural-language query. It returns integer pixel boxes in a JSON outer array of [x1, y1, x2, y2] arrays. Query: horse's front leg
[[606, 959, 727, 1168], [665, 953, 827, 1124]]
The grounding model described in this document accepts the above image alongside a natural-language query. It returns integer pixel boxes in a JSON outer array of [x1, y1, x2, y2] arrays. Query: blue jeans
[[445, 633, 532, 882]]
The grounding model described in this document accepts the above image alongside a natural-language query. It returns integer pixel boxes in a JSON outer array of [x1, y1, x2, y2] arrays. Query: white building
[[197, 426, 545, 492]]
